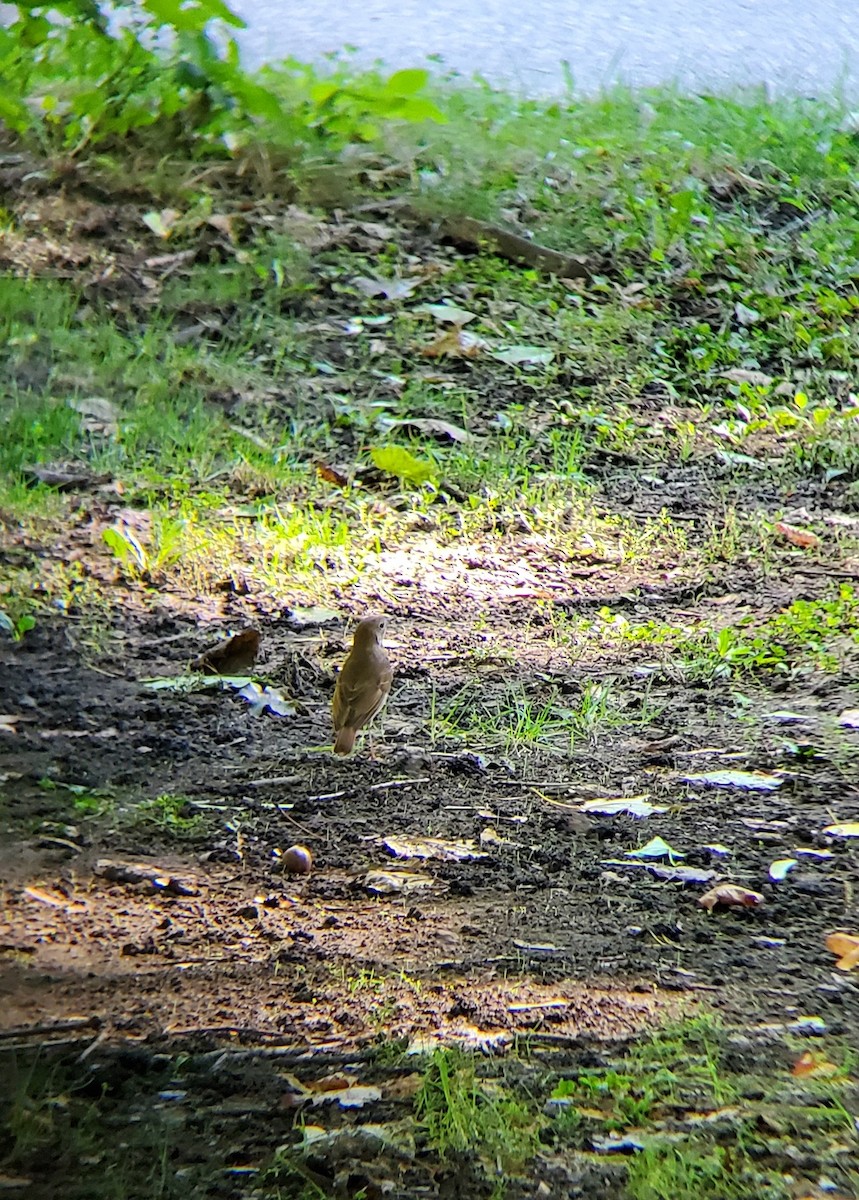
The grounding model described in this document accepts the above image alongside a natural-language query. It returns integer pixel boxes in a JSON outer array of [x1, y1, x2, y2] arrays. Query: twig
[[248, 775, 303, 788], [369, 777, 430, 792], [0, 1017, 100, 1041]]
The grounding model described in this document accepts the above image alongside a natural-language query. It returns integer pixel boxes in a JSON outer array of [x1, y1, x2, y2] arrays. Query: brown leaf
[[774, 521, 820, 549], [792, 1050, 840, 1078], [698, 884, 765, 912], [420, 328, 485, 359], [316, 462, 349, 487], [192, 628, 260, 676], [826, 931, 859, 971]]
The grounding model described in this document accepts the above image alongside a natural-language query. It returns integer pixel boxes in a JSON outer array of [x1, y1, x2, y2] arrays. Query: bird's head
[[352, 613, 387, 646]]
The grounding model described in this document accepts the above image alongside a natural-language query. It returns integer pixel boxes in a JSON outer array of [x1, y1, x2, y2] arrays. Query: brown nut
[[282, 844, 313, 875]]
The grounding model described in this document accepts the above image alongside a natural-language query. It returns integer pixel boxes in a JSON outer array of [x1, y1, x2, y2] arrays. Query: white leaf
[[626, 836, 684, 860], [684, 770, 783, 791], [768, 858, 798, 881], [492, 344, 554, 366], [838, 708, 859, 729], [580, 796, 667, 818], [381, 835, 487, 861], [415, 302, 477, 326]]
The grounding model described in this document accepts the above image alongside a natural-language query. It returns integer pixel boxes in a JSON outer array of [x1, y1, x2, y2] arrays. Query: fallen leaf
[[735, 301, 760, 326], [648, 864, 715, 884], [768, 858, 798, 881], [699, 884, 765, 911], [143, 674, 252, 693], [285, 605, 340, 629], [761, 710, 809, 725], [774, 521, 820, 549], [363, 869, 435, 895], [382, 835, 487, 861], [354, 274, 421, 300], [371, 445, 436, 485], [492, 344, 554, 366], [94, 859, 198, 896], [579, 796, 667, 817], [792, 1050, 840, 1078], [794, 847, 834, 860], [237, 682, 295, 718], [23, 462, 99, 489], [720, 368, 774, 386], [192, 629, 260, 676], [316, 462, 349, 487], [415, 302, 477, 325], [826, 932, 859, 971], [822, 822, 859, 838], [684, 770, 783, 791], [384, 417, 471, 443], [311, 1086, 382, 1108], [142, 208, 180, 238], [68, 395, 118, 436], [627, 836, 684, 860], [420, 328, 486, 358], [206, 213, 236, 241], [0, 715, 17, 735], [838, 708, 859, 729]]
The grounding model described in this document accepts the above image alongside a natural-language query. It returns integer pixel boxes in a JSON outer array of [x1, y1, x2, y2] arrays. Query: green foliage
[[415, 1049, 538, 1171], [0, 610, 35, 641], [625, 1142, 785, 1200], [0, 1, 444, 153], [265, 60, 446, 143], [129, 793, 203, 838], [371, 444, 437, 486]]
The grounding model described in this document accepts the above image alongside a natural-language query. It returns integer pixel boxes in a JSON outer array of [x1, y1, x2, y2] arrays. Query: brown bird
[[331, 613, 392, 755]]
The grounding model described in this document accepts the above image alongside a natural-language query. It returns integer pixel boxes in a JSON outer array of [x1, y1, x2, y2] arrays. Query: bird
[[331, 613, 392, 756]]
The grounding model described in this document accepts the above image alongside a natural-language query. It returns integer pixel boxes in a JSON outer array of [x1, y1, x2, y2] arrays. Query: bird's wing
[[333, 679, 387, 731]]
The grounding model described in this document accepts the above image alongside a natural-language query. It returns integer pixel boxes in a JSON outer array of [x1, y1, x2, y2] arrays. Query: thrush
[[331, 613, 392, 755]]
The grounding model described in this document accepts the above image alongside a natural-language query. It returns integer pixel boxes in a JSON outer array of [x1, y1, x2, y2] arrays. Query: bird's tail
[[334, 727, 356, 755]]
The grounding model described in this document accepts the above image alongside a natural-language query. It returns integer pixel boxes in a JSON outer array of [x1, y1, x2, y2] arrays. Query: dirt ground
[[3, 495, 858, 1039]]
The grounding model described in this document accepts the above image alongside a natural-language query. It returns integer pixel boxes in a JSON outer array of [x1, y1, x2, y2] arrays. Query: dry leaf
[[382, 835, 487, 861], [316, 462, 349, 487], [792, 1050, 840, 1078], [420, 328, 486, 359], [826, 932, 859, 971], [823, 822, 859, 838], [699, 884, 765, 911], [354, 274, 421, 300], [684, 770, 783, 791], [774, 521, 820, 549], [363, 869, 436, 895], [192, 628, 260, 676]]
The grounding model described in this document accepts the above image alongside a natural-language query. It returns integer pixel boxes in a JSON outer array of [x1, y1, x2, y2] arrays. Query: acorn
[[281, 844, 313, 875]]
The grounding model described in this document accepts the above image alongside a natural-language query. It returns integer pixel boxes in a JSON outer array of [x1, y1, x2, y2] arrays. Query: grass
[[415, 1048, 539, 1172], [546, 1016, 857, 1200]]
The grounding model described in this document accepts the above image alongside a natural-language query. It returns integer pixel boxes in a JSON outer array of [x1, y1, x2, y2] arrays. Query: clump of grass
[[415, 1048, 538, 1173], [125, 793, 204, 840]]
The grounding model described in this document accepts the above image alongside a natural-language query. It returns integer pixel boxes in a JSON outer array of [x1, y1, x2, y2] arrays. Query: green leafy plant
[[371, 444, 437, 486], [0, 610, 35, 641], [0, 1, 444, 154]]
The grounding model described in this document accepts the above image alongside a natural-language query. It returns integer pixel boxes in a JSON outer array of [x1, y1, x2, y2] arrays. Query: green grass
[[415, 1048, 538, 1171], [546, 1016, 857, 1200]]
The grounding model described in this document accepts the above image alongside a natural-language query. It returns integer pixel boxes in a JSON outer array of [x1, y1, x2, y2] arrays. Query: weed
[[625, 1142, 785, 1200], [125, 793, 203, 839], [415, 1049, 538, 1173]]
